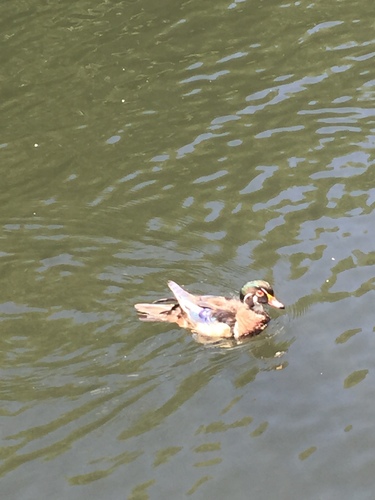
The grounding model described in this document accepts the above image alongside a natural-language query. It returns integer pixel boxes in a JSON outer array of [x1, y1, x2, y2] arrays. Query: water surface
[[1, 0, 375, 498]]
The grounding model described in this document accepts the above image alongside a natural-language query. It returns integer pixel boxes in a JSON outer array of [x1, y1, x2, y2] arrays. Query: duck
[[134, 280, 284, 340]]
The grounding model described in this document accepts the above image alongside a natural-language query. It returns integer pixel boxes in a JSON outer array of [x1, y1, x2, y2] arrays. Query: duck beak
[[266, 293, 285, 309]]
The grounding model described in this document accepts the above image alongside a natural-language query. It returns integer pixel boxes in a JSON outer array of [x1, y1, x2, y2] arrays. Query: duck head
[[240, 280, 285, 311]]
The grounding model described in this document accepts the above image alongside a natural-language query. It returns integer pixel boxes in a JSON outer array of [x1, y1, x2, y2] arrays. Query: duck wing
[[167, 281, 217, 323], [134, 283, 233, 328], [167, 281, 241, 325]]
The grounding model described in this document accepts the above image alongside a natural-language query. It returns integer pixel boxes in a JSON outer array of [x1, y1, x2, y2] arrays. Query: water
[[1, 0, 375, 498]]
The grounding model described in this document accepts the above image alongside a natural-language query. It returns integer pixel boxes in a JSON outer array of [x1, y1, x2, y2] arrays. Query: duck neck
[[252, 304, 270, 319]]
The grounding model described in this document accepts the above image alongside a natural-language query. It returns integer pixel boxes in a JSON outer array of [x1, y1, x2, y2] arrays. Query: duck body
[[134, 280, 284, 339]]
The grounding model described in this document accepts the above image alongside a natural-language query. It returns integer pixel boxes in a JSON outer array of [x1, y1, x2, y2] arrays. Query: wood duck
[[134, 280, 284, 339]]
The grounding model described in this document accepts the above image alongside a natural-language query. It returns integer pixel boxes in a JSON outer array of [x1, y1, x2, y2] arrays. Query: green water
[[1, 0, 375, 498]]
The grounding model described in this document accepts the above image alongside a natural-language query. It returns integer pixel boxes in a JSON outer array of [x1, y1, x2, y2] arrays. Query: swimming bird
[[134, 280, 284, 339]]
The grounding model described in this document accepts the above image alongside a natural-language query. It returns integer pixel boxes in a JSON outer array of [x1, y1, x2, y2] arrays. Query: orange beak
[[266, 292, 285, 309]]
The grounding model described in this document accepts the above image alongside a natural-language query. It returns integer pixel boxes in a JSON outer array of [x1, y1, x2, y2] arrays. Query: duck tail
[[134, 303, 174, 322]]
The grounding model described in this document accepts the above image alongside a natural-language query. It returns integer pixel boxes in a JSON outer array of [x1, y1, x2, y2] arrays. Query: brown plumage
[[134, 280, 284, 340]]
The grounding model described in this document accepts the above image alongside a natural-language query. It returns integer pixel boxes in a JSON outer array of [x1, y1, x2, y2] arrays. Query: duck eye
[[256, 290, 264, 297]]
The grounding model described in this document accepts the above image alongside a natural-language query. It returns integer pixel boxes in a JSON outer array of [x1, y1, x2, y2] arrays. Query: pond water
[[1, 0, 375, 498]]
